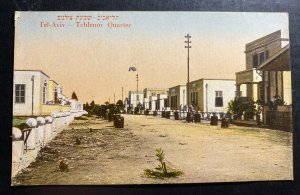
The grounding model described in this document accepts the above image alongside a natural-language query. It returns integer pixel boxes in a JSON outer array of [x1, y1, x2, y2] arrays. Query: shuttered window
[[15, 84, 25, 103]]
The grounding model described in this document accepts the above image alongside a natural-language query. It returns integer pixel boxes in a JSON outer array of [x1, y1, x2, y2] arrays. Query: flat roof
[[14, 69, 50, 78], [189, 78, 235, 83], [143, 88, 168, 91], [50, 80, 58, 85], [169, 85, 186, 89]]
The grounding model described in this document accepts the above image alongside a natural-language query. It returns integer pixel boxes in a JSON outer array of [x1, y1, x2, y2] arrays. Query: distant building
[[187, 79, 236, 112], [13, 70, 71, 116], [168, 85, 186, 110], [156, 93, 168, 111], [235, 30, 289, 102], [48, 80, 59, 104], [128, 91, 143, 108], [143, 88, 168, 109]]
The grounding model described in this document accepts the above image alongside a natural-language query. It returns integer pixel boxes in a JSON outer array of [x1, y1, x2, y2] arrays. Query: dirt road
[[12, 115, 293, 185]]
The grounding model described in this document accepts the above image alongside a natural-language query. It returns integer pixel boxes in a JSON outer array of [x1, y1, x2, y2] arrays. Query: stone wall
[[11, 110, 88, 177], [264, 106, 292, 131]]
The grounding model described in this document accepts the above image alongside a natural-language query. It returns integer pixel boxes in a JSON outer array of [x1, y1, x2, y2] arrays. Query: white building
[[143, 88, 168, 109], [13, 70, 50, 116], [69, 99, 84, 112], [188, 79, 236, 112], [13, 70, 72, 116], [128, 91, 143, 108], [156, 93, 168, 111]]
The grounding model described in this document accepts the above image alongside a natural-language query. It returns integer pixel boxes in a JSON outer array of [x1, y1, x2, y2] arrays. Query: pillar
[[45, 116, 53, 144], [25, 118, 37, 150], [36, 117, 46, 149]]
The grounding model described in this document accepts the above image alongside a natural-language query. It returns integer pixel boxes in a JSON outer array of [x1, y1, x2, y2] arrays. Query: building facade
[[188, 79, 236, 112], [168, 85, 186, 110], [48, 80, 59, 104], [13, 70, 71, 116], [256, 43, 292, 130], [235, 30, 289, 102], [143, 88, 168, 110], [128, 91, 143, 108]]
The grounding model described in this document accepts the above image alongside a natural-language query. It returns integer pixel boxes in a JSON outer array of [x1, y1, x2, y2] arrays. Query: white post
[[45, 116, 53, 144], [36, 117, 46, 150], [12, 127, 24, 163], [25, 118, 37, 150]]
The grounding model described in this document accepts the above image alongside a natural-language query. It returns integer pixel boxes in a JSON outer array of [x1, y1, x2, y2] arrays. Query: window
[[15, 84, 25, 103], [253, 50, 269, 67], [215, 91, 223, 107], [259, 52, 265, 64], [191, 92, 198, 107], [43, 81, 47, 104], [136, 94, 140, 101], [171, 96, 177, 108], [253, 54, 259, 67], [164, 99, 168, 107], [54, 87, 58, 103]]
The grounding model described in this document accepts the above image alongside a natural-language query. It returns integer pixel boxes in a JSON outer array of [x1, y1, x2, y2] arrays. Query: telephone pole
[[114, 93, 115, 104], [136, 74, 139, 93], [122, 86, 123, 102], [185, 33, 191, 111]]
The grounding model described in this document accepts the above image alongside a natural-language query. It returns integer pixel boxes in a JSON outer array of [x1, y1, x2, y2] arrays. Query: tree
[[116, 100, 123, 108], [83, 102, 90, 110], [228, 98, 257, 120], [90, 100, 95, 109], [71, 91, 78, 100]]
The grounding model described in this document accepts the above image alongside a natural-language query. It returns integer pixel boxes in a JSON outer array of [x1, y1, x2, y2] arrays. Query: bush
[[228, 98, 257, 119]]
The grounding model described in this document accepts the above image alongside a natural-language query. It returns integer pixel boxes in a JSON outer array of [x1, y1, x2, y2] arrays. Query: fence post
[[25, 118, 38, 150], [36, 117, 46, 150]]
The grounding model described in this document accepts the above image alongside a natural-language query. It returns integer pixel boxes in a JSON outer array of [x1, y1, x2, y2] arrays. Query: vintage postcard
[[12, 11, 293, 185]]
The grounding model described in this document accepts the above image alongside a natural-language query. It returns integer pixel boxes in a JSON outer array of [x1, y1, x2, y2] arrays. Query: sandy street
[[12, 115, 293, 185]]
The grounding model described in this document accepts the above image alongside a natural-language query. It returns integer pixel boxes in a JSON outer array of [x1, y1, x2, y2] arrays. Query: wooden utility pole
[[136, 74, 139, 93], [185, 34, 191, 110], [122, 86, 124, 102]]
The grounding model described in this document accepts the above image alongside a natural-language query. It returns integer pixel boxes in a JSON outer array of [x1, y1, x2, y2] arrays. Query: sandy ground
[[12, 115, 293, 185]]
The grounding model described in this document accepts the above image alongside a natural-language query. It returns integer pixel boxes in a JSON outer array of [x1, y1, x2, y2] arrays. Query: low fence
[[265, 110, 292, 131], [12, 110, 87, 177], [131, 110, 230, 120]]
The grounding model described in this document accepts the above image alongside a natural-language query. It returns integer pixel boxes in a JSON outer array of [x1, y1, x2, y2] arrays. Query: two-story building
[[187, 79, 236, 112], [235, 30, 289, 102], [256, 43, 292, 130]]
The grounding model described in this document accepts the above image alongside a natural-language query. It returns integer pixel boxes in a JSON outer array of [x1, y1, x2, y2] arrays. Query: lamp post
[[185, 34, 191, 111]]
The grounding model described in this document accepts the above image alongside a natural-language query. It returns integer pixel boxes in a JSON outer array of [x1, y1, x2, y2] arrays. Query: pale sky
[[14, 11, 289, 104]]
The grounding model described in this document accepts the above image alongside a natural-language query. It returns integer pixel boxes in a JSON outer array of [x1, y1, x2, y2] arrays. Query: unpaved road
[[12, 115, 293, 185]]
